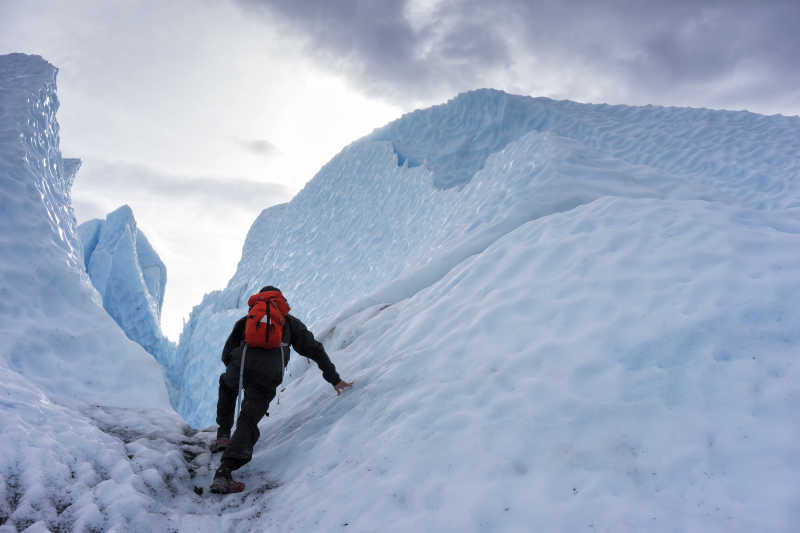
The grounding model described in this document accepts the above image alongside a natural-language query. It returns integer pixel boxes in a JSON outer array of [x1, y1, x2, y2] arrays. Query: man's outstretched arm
[[288, 315, 353, 394]]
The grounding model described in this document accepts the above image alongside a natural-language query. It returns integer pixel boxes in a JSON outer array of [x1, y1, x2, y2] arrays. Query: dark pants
[[216, 360, 280, 470]]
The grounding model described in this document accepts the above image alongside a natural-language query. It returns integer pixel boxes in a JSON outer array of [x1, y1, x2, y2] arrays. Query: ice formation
[[2, 51, 798, 531], [78, 206, 176, 379], [174, 89, 799, 428], [0, 54, 169, 408], [168, 88, 799, 531]]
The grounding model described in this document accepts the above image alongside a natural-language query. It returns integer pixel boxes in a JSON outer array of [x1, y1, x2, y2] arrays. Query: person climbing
[[209, 285, 353, 494]]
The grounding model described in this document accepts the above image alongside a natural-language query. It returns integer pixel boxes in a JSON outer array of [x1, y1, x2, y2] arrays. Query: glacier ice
[[0, 53, 170, 409], [78, 205, 176, 378], [2, 50, 800, 531], [167, 87, 798, 530], [173, 89, 800, 428], [0, 52, 175, 531]]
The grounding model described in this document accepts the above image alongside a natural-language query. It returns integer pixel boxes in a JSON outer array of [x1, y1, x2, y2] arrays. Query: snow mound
[[248, 196, 800, 532], [0, 53, 169, 408], [78, 205, 176, 380], [169, 88, 798, 531], [174, 90, 799, 428], [2, 53, 798, 531]]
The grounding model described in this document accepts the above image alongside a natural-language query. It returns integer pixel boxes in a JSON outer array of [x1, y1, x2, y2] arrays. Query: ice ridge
[[2, 52, 799, 531], [78, 206, 177, 391], [0, 53, 169, 409], [173, 88, 799, 428]]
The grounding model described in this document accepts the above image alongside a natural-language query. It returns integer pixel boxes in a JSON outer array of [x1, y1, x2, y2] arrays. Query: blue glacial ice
[[0, 53, 169, 409], [3, 51, 800, 532], [173, 88, 800, 428], [78, 206, 177, 388]]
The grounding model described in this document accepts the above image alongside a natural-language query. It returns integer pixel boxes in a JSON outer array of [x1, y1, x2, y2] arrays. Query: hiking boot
[[210, 466, 244, 494], [210, 430, 230, 453]]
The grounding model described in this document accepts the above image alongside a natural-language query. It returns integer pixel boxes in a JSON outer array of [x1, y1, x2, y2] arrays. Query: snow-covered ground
[[1, 53, 799, 532]]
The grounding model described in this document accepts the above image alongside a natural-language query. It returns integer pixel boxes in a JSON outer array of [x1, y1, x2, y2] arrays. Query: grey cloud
[[235, 138, 280, 157], [619, 3, 792, 83], [72, 160, 291, 222], [438, 20, 509, 65], [236, 0, 476, 102], [237, 0, 800, 114]]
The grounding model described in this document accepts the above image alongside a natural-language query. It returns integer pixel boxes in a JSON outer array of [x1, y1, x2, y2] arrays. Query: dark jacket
[[221, 313, 340, 386]]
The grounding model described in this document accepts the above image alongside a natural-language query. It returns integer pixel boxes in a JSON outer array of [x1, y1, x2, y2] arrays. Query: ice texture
[[174, 89, 800, 428], [2, 51, 799, 531], [78, 205, 176, 380], [0, 53, 169, 409], [287, 196, 800, 532], [167, 88, 798, 531], [0, 53, 171, 531], [229, 202, 289, 289]]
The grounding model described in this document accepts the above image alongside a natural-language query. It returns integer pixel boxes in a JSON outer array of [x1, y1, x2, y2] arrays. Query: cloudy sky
[[2, 0, 798, 338]]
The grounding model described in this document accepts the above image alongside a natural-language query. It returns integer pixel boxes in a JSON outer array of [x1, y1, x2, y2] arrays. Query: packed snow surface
[[1, 53, 798, 532]]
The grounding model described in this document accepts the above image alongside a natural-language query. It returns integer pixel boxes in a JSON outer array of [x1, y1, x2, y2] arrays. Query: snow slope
[[174, 89, 799, 427], [229, 196, 799, 533], [169, 89, 799, 531], [2, 51, 798, 531], [78, 206, 176, 385]]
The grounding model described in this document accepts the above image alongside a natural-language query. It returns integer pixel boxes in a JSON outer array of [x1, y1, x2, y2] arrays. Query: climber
[[209, 285, 353, 494]]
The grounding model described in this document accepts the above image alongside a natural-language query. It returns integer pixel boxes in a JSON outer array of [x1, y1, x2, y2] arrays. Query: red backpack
[[244, 290, 290, 349]]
